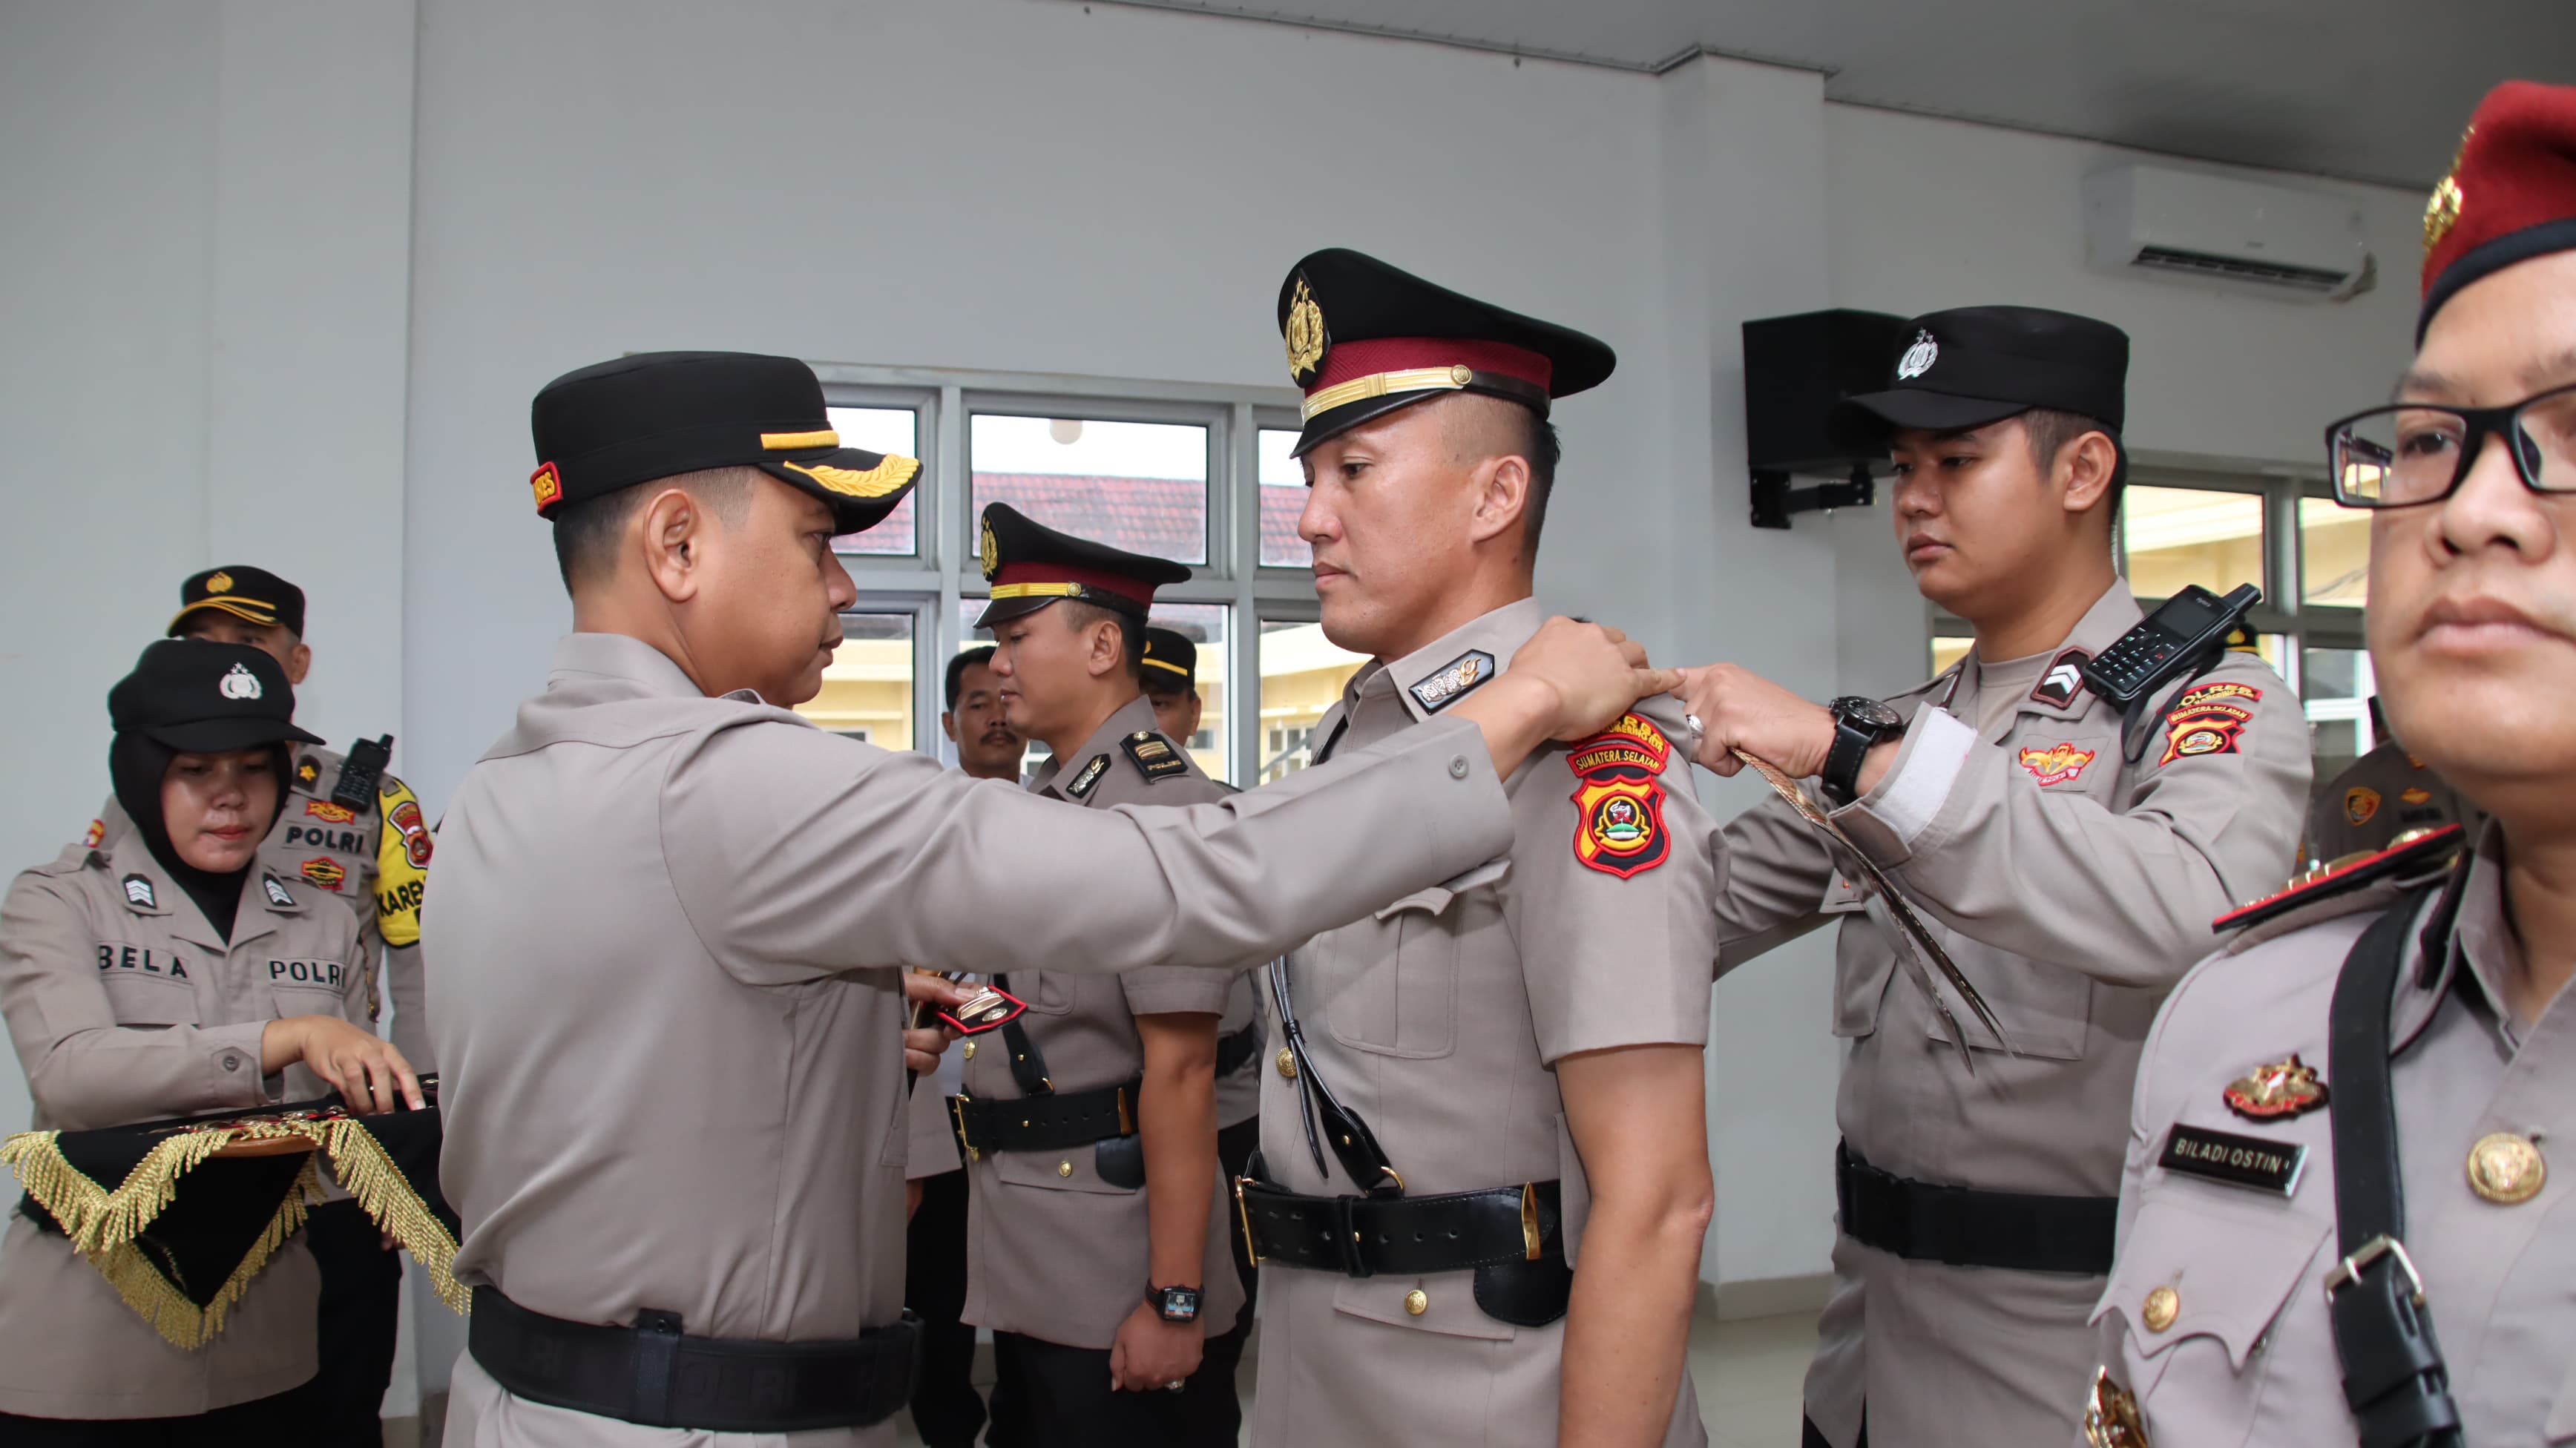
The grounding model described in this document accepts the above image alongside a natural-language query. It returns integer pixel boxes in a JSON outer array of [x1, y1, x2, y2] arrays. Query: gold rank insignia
[[297, 756, 321, 789], [2223, 1053, 2330, 1122], [2083, 1367, 2150, 1447], [1123, 731, 1189, 781], [1284, 274, 1327, 385]]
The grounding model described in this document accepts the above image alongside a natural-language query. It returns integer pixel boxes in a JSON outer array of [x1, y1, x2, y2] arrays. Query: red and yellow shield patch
[[301, 857, 347, 892], [2157, 682, 2258, 767], [1568, 713, 1673, 879]]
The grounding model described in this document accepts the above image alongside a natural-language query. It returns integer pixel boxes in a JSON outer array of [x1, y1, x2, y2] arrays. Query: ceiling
[[1100, 0, 2576, 189]]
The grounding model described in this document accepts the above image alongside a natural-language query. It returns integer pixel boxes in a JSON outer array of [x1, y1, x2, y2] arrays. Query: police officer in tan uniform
[[1238, 250, 1718, 1448], [1141, 623, 1267, 1320], [84, 565, 433, 1445], [1678, 308, 2310, 1447], [2090, 79, 2576, 1447], [428, 350, 1678, 1448], [956, 505, 1249, 1444], [0, 639, 418, 1441]]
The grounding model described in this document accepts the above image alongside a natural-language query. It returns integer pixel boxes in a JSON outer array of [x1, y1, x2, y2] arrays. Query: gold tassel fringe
[[316, 1118, 467, 1314]]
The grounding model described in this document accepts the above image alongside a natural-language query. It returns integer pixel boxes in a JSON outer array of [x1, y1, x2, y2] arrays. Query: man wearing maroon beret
[[2087, 78, 2576, 1445]]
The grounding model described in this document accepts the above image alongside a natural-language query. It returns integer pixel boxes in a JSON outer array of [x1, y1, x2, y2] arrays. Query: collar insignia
[[1408, 650, 1496, 714], [1065, 753, 1111, 800], [264, 876, 297, 908], [2223, 1053, 2329, 1122], [122, 874, 157, 909]]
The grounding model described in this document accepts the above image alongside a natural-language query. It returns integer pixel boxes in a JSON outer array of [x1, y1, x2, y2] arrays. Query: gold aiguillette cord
[[1732, 748, 2014, 1072]]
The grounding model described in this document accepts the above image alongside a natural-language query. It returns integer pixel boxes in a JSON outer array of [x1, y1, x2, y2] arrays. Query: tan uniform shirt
[[91, 742, 433, 1069], [2306, 740, 2477, 864], [429, 633, 1517, 1448], [956, 695, 1249, 1348], [1711, 585, 2309, 1448], [1252, 598, 1718, 1448], [2095, 822, 2571, 1443], [0, 829, 364, 1418]]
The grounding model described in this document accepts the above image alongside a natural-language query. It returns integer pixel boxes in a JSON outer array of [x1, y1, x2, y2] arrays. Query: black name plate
[[2160, 1123, 2307, 1197]]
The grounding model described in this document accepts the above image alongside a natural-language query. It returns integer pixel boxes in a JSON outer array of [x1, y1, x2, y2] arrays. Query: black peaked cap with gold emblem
[[1276, 249, 1616, 457], [168, 565, 306, 639], [975, 504, 1191, 629], [528, 352, 919, 535], [1141, 626, 1197, 691]]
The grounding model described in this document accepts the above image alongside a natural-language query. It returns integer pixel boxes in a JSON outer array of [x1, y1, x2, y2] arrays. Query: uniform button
[[1057, 1160, 1074, 1178], [220, 1053, 241, 1073], [2468, 1132, 2547, 1205], [2141, 1285, 2178, 1333], [1447, 756, 1469, 779], [1404, 1289, 1427, 1316], [1275, 1048, 1298, 1081], [962, 1041, 976, 1061]]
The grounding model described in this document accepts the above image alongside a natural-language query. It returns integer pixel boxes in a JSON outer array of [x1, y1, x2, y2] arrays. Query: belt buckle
[[2324, 1233, 2426, 1306], [1232, 1176, 1264, 1268], [948, 1095, 979, 1163], [1331, 1195, 1372, 1278]]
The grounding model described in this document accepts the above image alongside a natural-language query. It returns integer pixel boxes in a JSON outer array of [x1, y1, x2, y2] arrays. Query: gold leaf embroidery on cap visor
[[779, 455, 919, 499]]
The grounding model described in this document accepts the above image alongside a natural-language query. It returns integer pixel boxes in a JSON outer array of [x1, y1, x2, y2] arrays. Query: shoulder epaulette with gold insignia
[[2213, 823, 2466, 934], [1120, 731, 1190, 783]]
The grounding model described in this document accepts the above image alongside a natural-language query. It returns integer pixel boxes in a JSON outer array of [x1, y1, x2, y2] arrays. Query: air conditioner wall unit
[[2083, 164, 2375, 301]]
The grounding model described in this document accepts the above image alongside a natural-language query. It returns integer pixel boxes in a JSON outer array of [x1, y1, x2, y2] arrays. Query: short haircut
[[1443, 393, 1560, 557], [551, 465, 759, 593], [945, 645, 997, 710], [2021, 409, 2125, 518], [1060, 599, 1143, 683]]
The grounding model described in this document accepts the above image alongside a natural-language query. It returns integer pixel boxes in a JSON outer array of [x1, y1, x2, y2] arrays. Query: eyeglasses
[[2324, 383, 2576, 508]]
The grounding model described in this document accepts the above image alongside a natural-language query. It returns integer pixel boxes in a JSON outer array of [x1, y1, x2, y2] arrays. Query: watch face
[[1831, 697, 1904, 734], [1156, 1287, 1201, 1321]]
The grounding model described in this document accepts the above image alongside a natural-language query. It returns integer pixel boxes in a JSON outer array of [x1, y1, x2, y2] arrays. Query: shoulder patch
[[2031, 648, 2089, 708], [1568, 713, 1672, 879], [83, 818, 105, 849], [1065, 754, 1113, 800], [122, 874, 156, 909], [1121, 731, 1191, 782], [2215, 823, 2465, 934], [1408, 650, 1495, 714], [373, 777, 431, 948], [264, 875, 297, 908], [2157, 681, 2262, 766]]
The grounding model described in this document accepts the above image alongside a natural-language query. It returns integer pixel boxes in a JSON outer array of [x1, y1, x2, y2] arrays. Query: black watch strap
[[1821, 720, 1873, 806]]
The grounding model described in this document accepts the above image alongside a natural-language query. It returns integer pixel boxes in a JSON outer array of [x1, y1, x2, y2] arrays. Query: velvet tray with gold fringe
[[0, 1079, 461, 1349]]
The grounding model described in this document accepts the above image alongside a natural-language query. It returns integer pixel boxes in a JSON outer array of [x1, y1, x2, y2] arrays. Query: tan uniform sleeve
[[0, 871, 273, 1131], [1835, 662, 2310, 990], [1510, 715, 1718, 1063], [1709, 793, 1841, 975], [665, 714, 1514, 987]]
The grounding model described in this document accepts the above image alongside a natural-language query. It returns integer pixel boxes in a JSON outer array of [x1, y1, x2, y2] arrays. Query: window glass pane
[[2122, 487, 2264, 600], [798, 612, 915, 750], [970, 415, 1208, 565], [2301, 643, 2378, 769], [1145, 604, 1229, 782], [1257, 619, 1369, 784], [827, 407, 919, 556], [1258, 428, 1312, 567], [1930, 636, 1972, 679], [2300, 497, 2370, 608]]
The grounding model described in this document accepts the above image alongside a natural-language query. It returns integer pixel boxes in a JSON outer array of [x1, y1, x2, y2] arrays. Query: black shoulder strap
[[1266, 955, 1404, 1197], [2324, 892, 2462, 1448], [986, 974, 1054, 1097]]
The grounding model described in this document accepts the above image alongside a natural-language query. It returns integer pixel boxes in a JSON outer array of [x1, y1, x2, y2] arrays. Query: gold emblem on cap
[[2083, 1367, 2150, 1448], [779, 455, 917, 500], [2425, 126, 2472, 257], [205, 571, 234, 595], [1285, 275, 1327, 384], [1275, 1047, 1298, 1080], [2140, 1285, 2178, 1333], [2467, 1131, 2545, 1205], [979, 517, 1001, 580]]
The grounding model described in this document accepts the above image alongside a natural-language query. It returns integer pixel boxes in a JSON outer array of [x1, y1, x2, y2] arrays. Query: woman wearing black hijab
[[0, 640, 418, 1441]]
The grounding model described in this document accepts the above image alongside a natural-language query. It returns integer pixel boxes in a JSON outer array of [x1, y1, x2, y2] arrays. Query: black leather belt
[[1235, 1174, 1561, 1277], [948, 1078, 1139, 1159], [467, 1287, 918, 1432], [1836, 1142, 2115, 1276], [1214, 1019, 1264, 1079]]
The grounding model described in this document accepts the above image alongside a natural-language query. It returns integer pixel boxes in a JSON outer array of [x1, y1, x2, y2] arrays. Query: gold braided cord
[[317, 1119, 466, 1313]]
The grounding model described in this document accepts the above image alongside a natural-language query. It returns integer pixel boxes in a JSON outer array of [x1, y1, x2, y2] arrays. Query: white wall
[[1, 0, 2432, 1396]]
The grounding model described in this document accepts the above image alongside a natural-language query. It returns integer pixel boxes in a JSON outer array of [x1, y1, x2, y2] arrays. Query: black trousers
[[306, 1199, 402, 1447], [904, 1168, 986, 1448], [988, 1328, 1242, 1448], [0, 1377, 321, 1446]]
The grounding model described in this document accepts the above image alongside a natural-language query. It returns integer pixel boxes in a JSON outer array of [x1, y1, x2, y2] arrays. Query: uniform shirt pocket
[[1323, 883, 1481, 1060], [92, 944, 200, 1025], [2094, 1188, 2330, 1444], [1928, 936, 2092, 1061], [990, 1143, 1140, 1197], [1331, 1271, 1514, 1341]]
